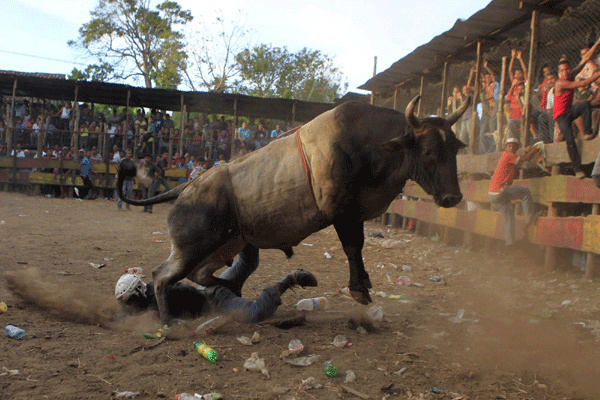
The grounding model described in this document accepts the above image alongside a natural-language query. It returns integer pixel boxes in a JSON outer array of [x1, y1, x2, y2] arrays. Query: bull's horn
[[447, 95, 471, 126], [405, 95, 422, 129]]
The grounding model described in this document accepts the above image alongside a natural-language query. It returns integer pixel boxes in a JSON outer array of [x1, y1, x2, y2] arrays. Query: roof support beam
[[519, 1, 564, 16]]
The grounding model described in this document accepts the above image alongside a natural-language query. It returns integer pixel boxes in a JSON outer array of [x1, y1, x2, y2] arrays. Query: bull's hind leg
[[333, 219, 372, 305]]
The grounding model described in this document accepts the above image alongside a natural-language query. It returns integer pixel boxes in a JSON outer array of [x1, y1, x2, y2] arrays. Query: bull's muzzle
[[435, 194, 462, 208]]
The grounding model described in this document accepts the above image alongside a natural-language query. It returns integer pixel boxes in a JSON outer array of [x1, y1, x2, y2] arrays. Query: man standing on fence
[[488, 138, 540, 247], [554, 38, 600, 179], [74, 149, 94, 201], [117, 149, 134, 210]]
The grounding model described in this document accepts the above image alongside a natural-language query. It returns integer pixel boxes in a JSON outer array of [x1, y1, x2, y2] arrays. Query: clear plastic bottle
[[196, 316, 224, 336], [367, 305, 384, 321], [124, 267, 143, 275], [4, 325, 26, 339], [338, 287, 350, 294], [175, 394, 199, 400], [294, 297, 329, 311]]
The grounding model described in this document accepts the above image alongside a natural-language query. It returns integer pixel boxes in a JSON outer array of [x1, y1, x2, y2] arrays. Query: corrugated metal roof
[[359, 0, 586, 93], [0, 73, 334, 122]]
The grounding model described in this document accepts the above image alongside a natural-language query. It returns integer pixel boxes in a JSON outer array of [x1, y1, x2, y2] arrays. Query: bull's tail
[[116, 163, 192, 206]]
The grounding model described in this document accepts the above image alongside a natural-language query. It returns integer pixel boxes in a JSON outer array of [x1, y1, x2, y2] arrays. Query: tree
[[183, 10, 250, 93], [68, 0, 192, 89], [235, 45, 347, 102], [68, 63, 115, 82]]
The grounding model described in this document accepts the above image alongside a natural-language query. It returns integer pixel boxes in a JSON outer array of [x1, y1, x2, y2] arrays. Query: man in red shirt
[[554, 38, 600, 178], [489, 138, 539, 246]]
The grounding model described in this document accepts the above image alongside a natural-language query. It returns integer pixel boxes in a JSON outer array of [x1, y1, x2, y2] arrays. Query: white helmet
[[115, 274, 147, 302]]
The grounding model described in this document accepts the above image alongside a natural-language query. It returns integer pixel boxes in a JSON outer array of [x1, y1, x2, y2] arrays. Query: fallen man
[[114, 244, 317, 323]]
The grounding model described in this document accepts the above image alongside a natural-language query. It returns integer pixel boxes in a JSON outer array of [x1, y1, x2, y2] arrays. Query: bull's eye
[[423, 149, 432, 157]]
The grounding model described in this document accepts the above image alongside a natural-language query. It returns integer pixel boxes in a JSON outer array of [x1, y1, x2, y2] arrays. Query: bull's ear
[[383, 134, 416, 151]]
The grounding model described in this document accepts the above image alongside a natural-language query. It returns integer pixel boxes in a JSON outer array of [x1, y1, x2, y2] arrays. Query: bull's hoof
[[350, 289, 372, 305]]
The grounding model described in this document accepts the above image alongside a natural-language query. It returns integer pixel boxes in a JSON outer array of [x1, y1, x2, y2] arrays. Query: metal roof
[[0, 73, 334, 122], [359, 0, 586, 93]]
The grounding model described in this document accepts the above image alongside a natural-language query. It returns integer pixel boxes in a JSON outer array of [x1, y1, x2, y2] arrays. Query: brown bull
[[117, 95, 470, 324]]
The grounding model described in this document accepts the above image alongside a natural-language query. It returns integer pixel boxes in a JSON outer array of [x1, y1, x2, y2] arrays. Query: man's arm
[[517, 51, 528, 80], [572, 37, 600, 77], [515, 146, 540, 167], [509, 49, 517, 81], [557, 70, 600, 93]]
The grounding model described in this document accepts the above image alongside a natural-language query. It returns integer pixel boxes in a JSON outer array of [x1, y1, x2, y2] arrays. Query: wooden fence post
[[522, 10, 538, 147], [585, 203, 600, 279], [469, 41, 482, 155]]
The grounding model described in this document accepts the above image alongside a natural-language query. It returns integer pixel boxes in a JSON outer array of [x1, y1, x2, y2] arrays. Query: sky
[[0, 0, 492, 95]]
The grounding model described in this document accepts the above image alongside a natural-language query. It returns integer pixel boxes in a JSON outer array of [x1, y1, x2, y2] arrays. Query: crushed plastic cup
[[402, 265, 412, 271], [237, 336, 253, 345], [251, 331, 260, 343], [244, 352, 270, 378], [375, 291, 387, 298], [333, 335, 350, 348], [429, 275, 441, 282], [396, 276, 411, 286], [367, 305, 384, 321], [283, 354, 321, 366], [324, 252, 332, 259], [288, 339, 304, 354], [344, 370, 356, 383], [300, 377, 322, 390], [448, 309, 465, 324]]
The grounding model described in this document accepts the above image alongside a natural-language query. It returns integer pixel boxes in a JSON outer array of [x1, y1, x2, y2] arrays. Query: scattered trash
[[4, 325, 26, 339], [294, 297, 328, 311], [339, 287, 350, 294], [375, 291, 388, 298], [356, 326, 368, 335], [113, 391, 141, 399], [251, 331, 260, 343], [367, 305, 384, 321], [0, 302, 7, 313], [18, 215, 26, 217], [0, 221, 5, 225], [154, 240, 164, 243], [322, 360, 338, 377], [0, 367, 19, 377], [194, 342, 219, 364], [393, 367, 408, 376], [333, 335, 351, 348], [244, 352, 270, 378], [370, 232, 385, 238], [448, 309, 465, 324], [196, 316, 225, 336], [143, 326, 170, 339], [344, 370, 356, 383], [288, 339, 304, 354], [376, 263, 385, 269], [175, 394, 199, 400], [396, 276, 412, 286], [301, 243, 313, 246], [124, 267, 143, 275], [202, 393, 223, 400], [540, 308, 556, 319], [411, 282, 425, 288], [561, 300, 573, 307], [103, 257, 114, 262], [381, 239, 404, 248], [431, 233, 441, 242], [284, 354, 321, 366], [152, 231, 163, 235], [430, 387, 442, 394], [387, 294, 409, 300], [109, 356, 116, 360], [402, 265, 412, 271], [429, 276, 441, 282], [386, 273, 394, 284], [89, 262, 106, 269], [300, 377, 322, 390], [237, 336, 253, 346], [323, 252, 332, 259]]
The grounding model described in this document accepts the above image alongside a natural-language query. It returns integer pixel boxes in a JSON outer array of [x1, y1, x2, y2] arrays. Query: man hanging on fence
[[74, 149, 94, 201], [488, 138, 540, 247], [553, 38, 600, 179]]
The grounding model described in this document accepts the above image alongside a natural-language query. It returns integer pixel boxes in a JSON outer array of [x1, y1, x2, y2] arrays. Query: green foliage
[[68, 63, 115, 82], [68, 0, 192, 89], [235, 44, 348, 102]]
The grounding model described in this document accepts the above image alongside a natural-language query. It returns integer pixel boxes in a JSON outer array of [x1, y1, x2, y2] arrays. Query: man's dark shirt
[[147, 162, 161, 179], [157, 158, 169, 178], [129, 282, 207, 319], [120, 158, 136, 181]]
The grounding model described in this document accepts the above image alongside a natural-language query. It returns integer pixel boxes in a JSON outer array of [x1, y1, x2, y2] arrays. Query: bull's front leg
[[333, 219, 372, 305]]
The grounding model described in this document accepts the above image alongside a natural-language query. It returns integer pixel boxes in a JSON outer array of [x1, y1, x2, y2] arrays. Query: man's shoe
[[286, 269, 318, 288], [576, 171, 586, 179], [584, 134, 595, 140]]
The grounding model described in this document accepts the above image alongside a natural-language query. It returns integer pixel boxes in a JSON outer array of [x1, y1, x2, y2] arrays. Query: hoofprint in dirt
[[1, 191, 600, 399]]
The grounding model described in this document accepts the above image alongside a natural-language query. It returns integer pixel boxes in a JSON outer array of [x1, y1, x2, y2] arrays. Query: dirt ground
[[2, 191, 600, 400]]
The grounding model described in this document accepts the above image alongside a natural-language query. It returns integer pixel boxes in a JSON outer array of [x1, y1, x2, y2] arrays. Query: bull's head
[[385, 95, 469, 208]]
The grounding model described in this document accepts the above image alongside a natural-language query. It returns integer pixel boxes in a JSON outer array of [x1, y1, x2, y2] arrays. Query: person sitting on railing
[[489, 138, 540, 247]]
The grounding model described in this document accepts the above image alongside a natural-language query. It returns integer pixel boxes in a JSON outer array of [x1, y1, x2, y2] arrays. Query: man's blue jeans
[[117, 180, 133, 209], [489, 186, 534, 246], [202, 245, 282, 323]]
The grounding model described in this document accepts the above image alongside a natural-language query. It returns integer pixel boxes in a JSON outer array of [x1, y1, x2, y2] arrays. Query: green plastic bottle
[[322, 360, 338, 377], [193, 342, 219, 364]]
